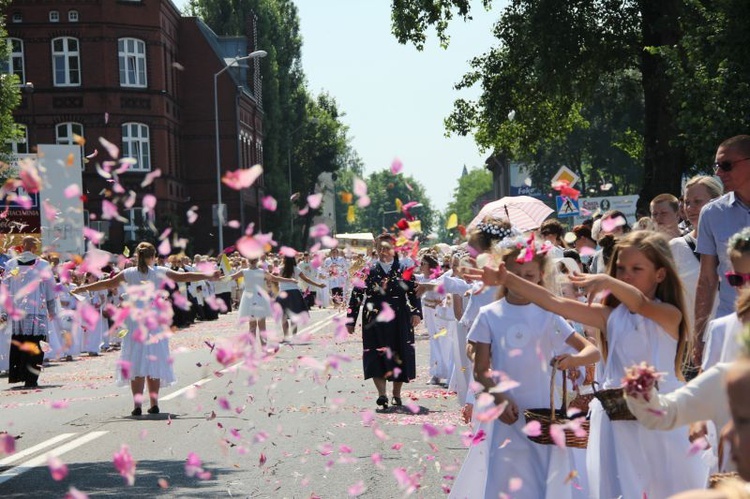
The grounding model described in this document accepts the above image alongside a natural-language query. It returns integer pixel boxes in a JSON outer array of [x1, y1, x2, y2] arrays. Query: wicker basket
[[592, 382, 636, 421], [524, 369, 589, 449]]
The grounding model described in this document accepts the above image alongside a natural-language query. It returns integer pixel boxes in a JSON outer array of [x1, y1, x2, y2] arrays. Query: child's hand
[[568, 272, 611, 305], [463, 261, 507, 287], [552, 353, 575, 370], [496, 395, 519, 425], [461, 403, 473, 424]]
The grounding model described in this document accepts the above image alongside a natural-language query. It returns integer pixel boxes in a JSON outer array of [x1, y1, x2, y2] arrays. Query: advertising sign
[[575, 195, 639, 226]]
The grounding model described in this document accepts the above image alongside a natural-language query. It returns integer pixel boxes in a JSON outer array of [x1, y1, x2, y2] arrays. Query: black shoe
[[376, 395, 388, 409], [147, 406, 160, 415], [131, 407, 142, 416], [392, 397, 402, 406], [24, 381, 38, 389]]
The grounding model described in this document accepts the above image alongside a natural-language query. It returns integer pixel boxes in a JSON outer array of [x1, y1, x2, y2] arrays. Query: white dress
[[451, 300, 582, 499], [443, 275, 472, 405], [116, 266, 176, 387], [82, 290, 108, 353], [587, 304, 708, 498], [419, 274, 453, 380], [238, 268, 272, 319], [702, 313, 743, 369]]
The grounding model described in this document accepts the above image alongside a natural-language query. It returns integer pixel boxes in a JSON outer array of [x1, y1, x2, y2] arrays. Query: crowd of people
[[1, 134, 749, 498]]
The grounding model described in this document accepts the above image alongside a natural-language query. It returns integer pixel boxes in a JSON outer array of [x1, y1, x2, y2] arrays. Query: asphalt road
[[0, 308, 468, 498]]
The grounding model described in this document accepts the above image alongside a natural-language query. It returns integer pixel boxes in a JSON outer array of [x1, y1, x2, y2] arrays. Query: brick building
[[4, 0, 265, 254]]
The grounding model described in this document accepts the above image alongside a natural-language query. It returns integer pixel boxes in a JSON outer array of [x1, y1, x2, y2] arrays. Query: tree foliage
[[446, 167, 492, 227], [391, 0, 740, 212], [0, 1, 22, 161]]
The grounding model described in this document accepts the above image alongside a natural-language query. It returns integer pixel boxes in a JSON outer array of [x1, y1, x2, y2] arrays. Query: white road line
[[162, 313, 340, 400], [161, 376, 212, 401], [0, 431, 108, 485], [0, 433, 77, 467]]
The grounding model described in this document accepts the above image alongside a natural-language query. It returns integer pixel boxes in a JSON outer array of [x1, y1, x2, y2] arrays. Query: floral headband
[[476, 222, 516, 241], [495, 231, 553, 263]]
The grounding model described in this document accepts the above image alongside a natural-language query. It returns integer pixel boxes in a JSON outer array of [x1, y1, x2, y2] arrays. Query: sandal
[[131, 407, 142, 416], [147, 406, 160, 415], [376, 395, 389, 409], [391, 397, 402, 407]]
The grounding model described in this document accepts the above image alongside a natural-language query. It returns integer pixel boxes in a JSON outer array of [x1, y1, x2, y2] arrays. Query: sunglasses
[[713, 157, 750, 172], [725, 271, 750, 288]]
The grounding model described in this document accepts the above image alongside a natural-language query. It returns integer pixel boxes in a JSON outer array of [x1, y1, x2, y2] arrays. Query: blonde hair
[[135, 242, 156, 274], [496, 245, 552, 299], [468, 217, 513, 253], [603, 231, 689, 379], [684, 175, 723, 199]]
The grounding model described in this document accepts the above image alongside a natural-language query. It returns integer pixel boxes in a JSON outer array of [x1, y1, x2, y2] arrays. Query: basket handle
[[549, 364, 568, 422]]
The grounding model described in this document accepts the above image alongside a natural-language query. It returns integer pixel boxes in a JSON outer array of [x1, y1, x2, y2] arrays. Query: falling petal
[[142, 194, 157, 213], [48, 455, 69, 481], [446, 213, 458, 229], [99, 137, 119, 159], [509, 477, 523, 492], [187, 206, 198, 224], [353, 177, 367, 197], [307, 193, 323, 209], [309, 223, 330, 238], [523, 177, 532, 186], [508, 109, 516, 121], [522, 421, 542, 437], [346, 205, 356, 223], [356, 195, 370, 208], [140, 169, 162, 187], [348, 481, 366, 497], [390, 158, 403, 175], [64, 183, 81, 199], [549, 424, 566, 448], [222, 165, 263, 190], [601, 216, 627, 234], [262, 196, 277, 211], [376, 302, 395, 323], [112, 445, 136, 486]]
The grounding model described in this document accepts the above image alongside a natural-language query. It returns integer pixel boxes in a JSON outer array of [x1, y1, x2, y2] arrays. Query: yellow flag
[[408, 220, 422, 233], [395, 198, 403, 211], [220, 254, 231, 276], [123, 246, 130, 257], [446, 213, 458, 229], [347, 205, 356, 223]]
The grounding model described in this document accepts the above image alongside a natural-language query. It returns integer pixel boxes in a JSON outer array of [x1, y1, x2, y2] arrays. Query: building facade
[[4, 0, 265, 254]]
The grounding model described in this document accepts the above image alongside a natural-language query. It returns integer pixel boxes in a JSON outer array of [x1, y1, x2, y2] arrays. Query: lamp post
[[214, 50, 266, 253]]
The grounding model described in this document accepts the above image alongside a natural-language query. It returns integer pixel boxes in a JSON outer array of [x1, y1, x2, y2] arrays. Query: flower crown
[[495, 231, 554, 263], [476, 222, 516, 241]]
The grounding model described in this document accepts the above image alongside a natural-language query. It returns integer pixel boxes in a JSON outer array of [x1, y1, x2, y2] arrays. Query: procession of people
[[1, 135, 750, 498]]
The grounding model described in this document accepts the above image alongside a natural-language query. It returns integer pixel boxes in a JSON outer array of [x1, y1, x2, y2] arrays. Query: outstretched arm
[[72, 271, 125, 294], [167, 268, 220, 283]]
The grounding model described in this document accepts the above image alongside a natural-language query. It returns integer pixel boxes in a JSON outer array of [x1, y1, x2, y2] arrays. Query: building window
[[68, 10, 79, 22], [7, 124, 28, 154], [118, 38, 147, 88], [4, 38, 25, 83], [55, 122, 84, 145], [51, 37, 81, 87], [49, 10, 60, 22], [121, 122, 151, 171], [124, 208, 145, 242], [12, 12, 21, 23]]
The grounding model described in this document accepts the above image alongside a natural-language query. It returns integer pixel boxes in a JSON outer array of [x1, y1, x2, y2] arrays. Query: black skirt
[[276, 288, 309, 317]]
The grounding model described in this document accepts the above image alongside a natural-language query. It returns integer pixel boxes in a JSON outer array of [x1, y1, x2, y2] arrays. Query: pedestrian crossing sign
[[556, 195, 579, 218]]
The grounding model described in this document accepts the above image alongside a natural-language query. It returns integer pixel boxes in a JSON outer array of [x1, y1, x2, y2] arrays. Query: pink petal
[[42, 200, 60, 223], [309, 223, 330, 238], [158, 239, 171, 256], [509, 477, 523, 492], [51, 399, 69, 409], [321, 236, 338, 248], [101, 200, 123, 221], [222, 165, 263, 190], [140, 169, 162, 187], [262, 195, 277, 211], [18, 158, 42, 194], [99, 136, 120, 159], [66, 487, 89, 499], [601, 215, 627, 234], [522, 420, 542, 437], [353, 177, 367, 197], [236, 236, 265, 259], [549, 424, 566, 448], [356, 194, 371, 208], [376, 302, 396, 323], [64, 183, 81, 199], [112, 444, 136, 486], [187, 206, 198, 224], [307, 193, 323, 209], [687, 436, 708, 456], [390, 158, 403, 174], [48, 455, 69, 481], [1, 433, 15, 455], [279, 246, 297, 258], [142, 194, 157, 213], [348, 481, 366, 496], [227, 220, 240, 228], [83, 226, 105, 245]]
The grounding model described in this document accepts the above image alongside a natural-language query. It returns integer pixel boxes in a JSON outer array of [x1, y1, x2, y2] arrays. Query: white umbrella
[[468, 195, 554, 232]]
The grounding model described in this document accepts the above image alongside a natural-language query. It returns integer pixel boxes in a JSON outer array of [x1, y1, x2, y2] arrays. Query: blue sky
[[174, 0, 505, 211]]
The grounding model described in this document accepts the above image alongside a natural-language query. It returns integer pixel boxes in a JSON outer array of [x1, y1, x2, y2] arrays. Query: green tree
[[349, 170, 435, 240], [0, 1, 22, 160], [391, 0, 688, 212], [446, 167, 492, 226]]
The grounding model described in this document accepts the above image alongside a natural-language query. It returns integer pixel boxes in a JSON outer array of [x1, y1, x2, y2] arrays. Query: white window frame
[[6, 38, 25, 83], [124, 208, 145, 242], [68, 10, 79, 22], [51, 37, 81, 87], [12, 13, 22, 23], [121, 122, 151, 172], [7, 124, 28, 154], [49, 10, 60, 22], [118, 38, 147, 88], [55, 122, 84, 145]]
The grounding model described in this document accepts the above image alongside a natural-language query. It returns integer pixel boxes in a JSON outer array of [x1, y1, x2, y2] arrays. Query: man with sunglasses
[[693, 135, 750, 363]]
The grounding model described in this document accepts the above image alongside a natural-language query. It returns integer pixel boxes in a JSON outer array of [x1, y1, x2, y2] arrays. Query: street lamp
[[214, 50, 267, 253]]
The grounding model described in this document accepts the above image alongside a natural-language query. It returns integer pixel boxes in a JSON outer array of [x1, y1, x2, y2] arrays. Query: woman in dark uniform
[[347, 236, 422, 410]]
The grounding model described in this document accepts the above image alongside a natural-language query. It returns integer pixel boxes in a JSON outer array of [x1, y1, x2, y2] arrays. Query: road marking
[[0, 433, 77, 467], [161, 313, 341, 401], [0, 431, 107, 485], [161, 376, 212, 401]]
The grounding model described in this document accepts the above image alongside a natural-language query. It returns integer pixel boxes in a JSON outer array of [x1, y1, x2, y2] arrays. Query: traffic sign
[[551, 166, 580, 187], [556, 195, 579, 218]]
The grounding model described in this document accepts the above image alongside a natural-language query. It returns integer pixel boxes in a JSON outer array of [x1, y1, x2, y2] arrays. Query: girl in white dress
[[229, 258, 297, 343], [451, 244, 599, 499], [469, 230, 709, 498], [418, 254, 452, 384], [73, 242, 219, 416]]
